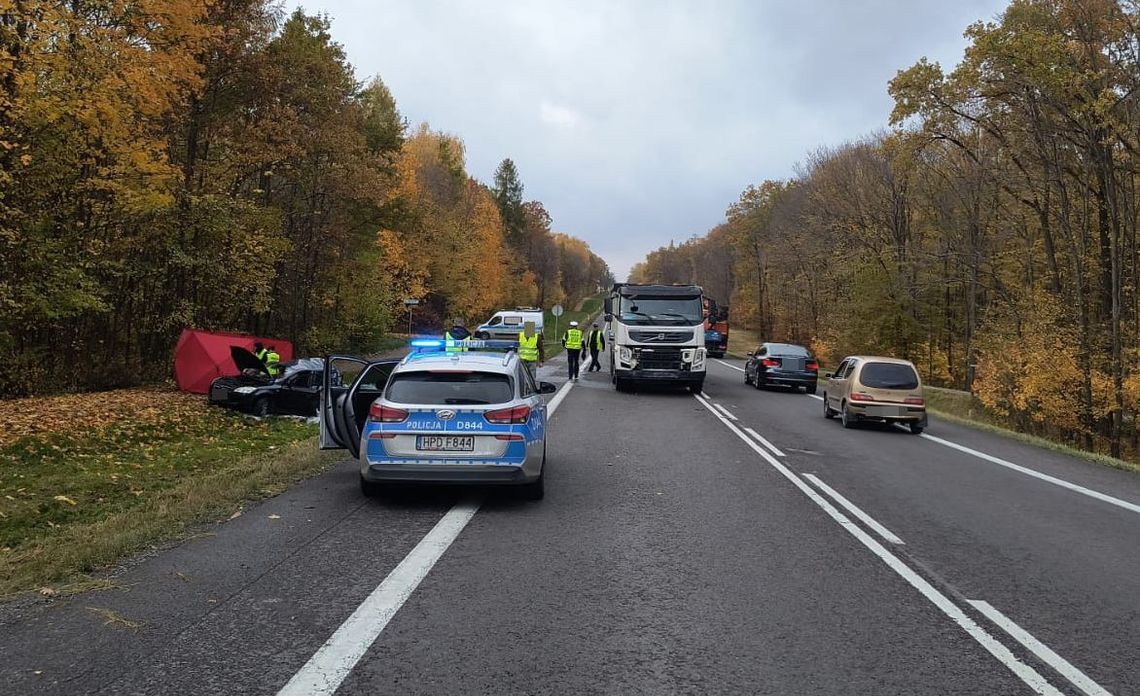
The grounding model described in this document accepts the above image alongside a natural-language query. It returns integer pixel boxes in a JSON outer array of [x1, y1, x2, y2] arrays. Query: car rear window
[[769, 343, 810, 356], [858, 362, 919, 390], [386, 371, 513, 405]]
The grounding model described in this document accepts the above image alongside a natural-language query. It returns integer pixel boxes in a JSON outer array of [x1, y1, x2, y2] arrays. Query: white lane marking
[[744, 427, 785, 457], [969, 600, 1113, 696], [277, 500, 481, 696], [692, 394, 1064, 696], [920, 433, 1140, 516], [712, 402, 739, 421], [802, 473, 904, 545], [715, 359, 745, 372], [808, 394, 824, 401], [280, 358, 583, 695]]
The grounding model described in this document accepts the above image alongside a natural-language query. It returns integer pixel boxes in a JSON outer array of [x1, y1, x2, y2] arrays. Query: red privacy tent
[[174, 329, 294, 394]]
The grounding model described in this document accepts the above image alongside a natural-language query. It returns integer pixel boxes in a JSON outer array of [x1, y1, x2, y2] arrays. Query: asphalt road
[[3, 352, 1140, 694]]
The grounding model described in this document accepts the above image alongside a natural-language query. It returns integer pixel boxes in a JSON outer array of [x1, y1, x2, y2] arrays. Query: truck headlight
[[619, 346, 632, 362], [233, 386, 257, 394], [682, 349, 695, 361], [692, 348, 706, 369]]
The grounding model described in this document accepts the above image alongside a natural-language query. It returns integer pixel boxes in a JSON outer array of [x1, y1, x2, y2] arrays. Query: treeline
[[0, 1, 610, 396], [631, 0, 1140, 457]]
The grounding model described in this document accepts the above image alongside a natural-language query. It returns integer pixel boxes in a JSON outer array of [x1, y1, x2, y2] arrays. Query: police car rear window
[[386, 371, 513, 405]]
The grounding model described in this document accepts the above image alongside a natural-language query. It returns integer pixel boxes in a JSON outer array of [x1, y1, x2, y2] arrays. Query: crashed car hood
[[231, 346, 269, 376]]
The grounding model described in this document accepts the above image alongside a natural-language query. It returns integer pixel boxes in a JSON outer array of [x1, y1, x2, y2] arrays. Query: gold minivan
[[822, 356, 927, 434]]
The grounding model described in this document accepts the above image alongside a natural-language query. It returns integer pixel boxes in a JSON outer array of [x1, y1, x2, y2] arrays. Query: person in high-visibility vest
[[587, 322, 605, 372], [517, 321, 544, 377], [253, 342, 269, 368], [265, 346, 281, 377], [562, 321, 584, 381], [445, 318, 471, 353]]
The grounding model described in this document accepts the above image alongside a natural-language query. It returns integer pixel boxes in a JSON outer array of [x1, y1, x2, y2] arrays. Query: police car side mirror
[[538, 381, 558, 395]]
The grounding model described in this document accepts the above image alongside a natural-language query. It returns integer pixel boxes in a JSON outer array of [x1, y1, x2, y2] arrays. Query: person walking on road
[[587, 322, 605, 372], [517, 321, 544, 377], [562, 321, 584, 381]]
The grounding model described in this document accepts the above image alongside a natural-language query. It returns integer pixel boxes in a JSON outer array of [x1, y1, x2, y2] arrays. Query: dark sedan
[[209, 347, 329, 417], [744, 342, 819, 393]]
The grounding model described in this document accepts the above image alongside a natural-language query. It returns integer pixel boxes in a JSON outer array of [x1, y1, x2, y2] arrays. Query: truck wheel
[[615, 378, 631, 393], [688, 380, 704, 395]]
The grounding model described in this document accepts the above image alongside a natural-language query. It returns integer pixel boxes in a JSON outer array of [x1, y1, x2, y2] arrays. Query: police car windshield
[[618, 296, 703, 325], [386, 371, 513, 405]]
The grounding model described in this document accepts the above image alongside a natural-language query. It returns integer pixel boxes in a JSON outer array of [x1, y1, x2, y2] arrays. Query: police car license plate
[[416, 435, 475, 452]]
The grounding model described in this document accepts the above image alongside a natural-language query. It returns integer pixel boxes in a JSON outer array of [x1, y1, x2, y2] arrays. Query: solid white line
[[802, 473, 905, 545], [744, 427, 785, 457], [280, 357, 583, 695], [277, 500, 481, 696], [920, 432, 1140, 516], [808, 393, 824, 401], [969, 600, 1112, 696], [712, 402, 739, 421], [715, 359, 745, 372], [692, 394, 1064, 696]]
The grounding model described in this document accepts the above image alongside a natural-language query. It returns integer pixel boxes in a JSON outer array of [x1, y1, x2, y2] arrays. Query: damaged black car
[[208, 347, 330, 417]]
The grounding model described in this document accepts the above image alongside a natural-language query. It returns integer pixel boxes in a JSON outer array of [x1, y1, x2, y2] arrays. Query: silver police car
[[320, 344, 557, 500]]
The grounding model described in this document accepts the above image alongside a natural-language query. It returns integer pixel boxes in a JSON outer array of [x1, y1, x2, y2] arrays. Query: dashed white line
[[969, 600, 1112, 696], [714, 359, 745, 372], [277, 501, 481, 696], [712, 402, 739, 421], [692, 393, 1064, 696], [920, 432, 1140, 516], [744, 427, 785, 457], [279, 355, 585, 695], [808, 393, 824, 401], [802, 473, 904, 545]]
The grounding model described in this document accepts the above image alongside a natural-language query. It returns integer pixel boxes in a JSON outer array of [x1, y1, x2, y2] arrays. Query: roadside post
[[403, 298, 419, 335], [551, 303, 563, 345]]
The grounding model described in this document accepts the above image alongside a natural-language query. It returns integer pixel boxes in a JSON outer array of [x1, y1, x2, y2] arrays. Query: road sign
[[551, 304, 563, 317], [403, 298, 420, 306]]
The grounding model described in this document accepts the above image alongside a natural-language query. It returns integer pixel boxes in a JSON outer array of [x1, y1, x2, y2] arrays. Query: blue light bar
[[410, 338, 444, 348], [407, 337, 519, 353]]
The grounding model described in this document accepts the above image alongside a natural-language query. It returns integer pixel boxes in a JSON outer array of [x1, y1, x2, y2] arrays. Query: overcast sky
[[291, 0, 1009, 280]]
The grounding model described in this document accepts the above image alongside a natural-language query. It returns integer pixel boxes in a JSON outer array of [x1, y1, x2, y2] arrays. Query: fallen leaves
[[52, 495, 78, 506], [85, 606, 142, 632]]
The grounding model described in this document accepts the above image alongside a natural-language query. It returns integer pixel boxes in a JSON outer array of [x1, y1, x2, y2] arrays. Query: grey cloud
[[295, 0, 1008, 279]]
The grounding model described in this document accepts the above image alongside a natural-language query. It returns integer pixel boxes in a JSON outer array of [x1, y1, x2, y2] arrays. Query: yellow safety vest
[[518, 332, 540, 362], [444, 331, 467, 353], [592, 330, 603, 350], [265, 351, 281, 375], [564, 328, 583, 349]]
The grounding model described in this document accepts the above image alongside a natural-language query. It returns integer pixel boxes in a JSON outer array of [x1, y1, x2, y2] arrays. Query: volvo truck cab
[[605, 283, 706, 393]]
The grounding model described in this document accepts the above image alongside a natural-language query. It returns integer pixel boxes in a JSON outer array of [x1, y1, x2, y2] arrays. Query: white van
[[473, 307, 545, 340]]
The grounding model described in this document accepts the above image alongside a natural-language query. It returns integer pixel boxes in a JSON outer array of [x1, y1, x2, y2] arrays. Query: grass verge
[[0, 387, 333, 597]]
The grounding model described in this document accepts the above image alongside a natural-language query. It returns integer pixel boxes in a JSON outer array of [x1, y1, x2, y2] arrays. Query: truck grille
[[630, 330, 692, 343], [636, 347, 684, 370]]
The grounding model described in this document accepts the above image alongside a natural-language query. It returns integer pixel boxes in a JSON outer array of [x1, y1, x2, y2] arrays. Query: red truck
[[703, 298, 729, 358]]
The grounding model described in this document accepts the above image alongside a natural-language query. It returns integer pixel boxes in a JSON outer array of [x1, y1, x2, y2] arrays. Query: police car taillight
[[369, 403, 408, 423], [484, 405, 531, 424]]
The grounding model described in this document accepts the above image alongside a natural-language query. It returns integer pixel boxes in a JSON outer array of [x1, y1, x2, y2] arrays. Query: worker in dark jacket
[[587, 323, 605, 372]]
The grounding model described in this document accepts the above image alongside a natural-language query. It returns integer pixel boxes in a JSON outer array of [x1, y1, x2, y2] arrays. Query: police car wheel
[[518, 470, 544, 501], [360, 474, 383, 498]]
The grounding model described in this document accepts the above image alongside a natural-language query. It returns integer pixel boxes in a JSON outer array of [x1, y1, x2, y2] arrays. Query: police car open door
[[320, 356, 397, 459]]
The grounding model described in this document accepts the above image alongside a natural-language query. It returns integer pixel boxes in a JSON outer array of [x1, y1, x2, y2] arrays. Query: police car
[[319, 340, 558, 500]]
